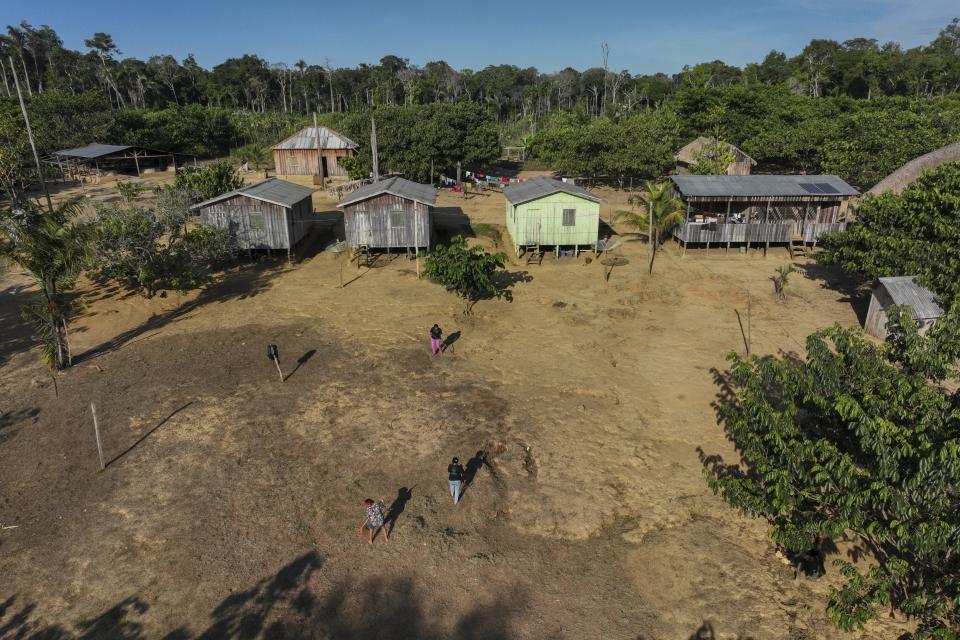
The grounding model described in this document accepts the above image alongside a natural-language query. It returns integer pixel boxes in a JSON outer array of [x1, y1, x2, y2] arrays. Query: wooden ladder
[[524, 244, 543, 266], [788, 236, 806, 259]]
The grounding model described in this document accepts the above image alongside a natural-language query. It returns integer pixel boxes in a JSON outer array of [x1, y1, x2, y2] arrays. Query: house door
[[524, 210, 541, 245], [355, 211, 372, 246]]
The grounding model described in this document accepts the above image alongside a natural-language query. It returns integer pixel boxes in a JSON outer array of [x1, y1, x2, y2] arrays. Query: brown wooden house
[[674, 137, 756, 176], [338, 177, 436, 251], [192, 178, 315, 260], [272, 127, 358, 178]]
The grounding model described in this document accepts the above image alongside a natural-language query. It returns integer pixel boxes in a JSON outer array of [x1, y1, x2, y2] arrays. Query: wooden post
[[90, 402, 105, 472], [370, 116, 379, 181], [682, 200, 691, 257], [133, 151, 141, 177], [745, 206, 752, 254], [726, 199, 732, 254], [764, 200, 771, 256], [10, 57, 52, 213], [647, 200, 654, 274]]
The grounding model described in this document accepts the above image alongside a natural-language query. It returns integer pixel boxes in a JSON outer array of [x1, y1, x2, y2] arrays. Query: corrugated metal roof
[[878, 277, 944, 320], [670, 175, 859, 198], [273, 127, 359, 151], [502, 176, 602, 205], [338, 177, 437, 207], [54, 144, 133, 159], [192, 178, 314, 209]]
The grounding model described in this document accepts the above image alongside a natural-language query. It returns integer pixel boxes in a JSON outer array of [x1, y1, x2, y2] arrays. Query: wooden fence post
[[90, 402, 105, 472]]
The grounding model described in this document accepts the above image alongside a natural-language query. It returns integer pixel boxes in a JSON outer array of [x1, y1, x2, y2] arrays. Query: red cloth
[[451, 186, 461, 192], [500, 177, 508, 183]]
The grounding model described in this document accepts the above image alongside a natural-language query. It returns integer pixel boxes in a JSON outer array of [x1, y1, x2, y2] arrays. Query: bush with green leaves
[[819, 161, 960, 309], [472, 223, 503, 248], [115, 180, 146, 201], [771, 264, 796, 299], [423, 235, 507, 312], [337, 156, 366, 180], [704, 308, 960, 637], [0, 199, 88, 369], [173, 161, 244, 202], [89, 199, 234, 297]]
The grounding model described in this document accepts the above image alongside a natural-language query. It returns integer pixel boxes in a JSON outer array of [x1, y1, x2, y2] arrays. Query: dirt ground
[[0, 172, 908, 639]]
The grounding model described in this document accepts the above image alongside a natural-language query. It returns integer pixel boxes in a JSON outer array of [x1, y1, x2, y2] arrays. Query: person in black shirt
[[430, 324, 443, 355], [447, 456, 465, 505]]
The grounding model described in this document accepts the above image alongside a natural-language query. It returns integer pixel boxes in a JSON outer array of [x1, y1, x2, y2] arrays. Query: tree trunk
[[20, 55, 32, 96]]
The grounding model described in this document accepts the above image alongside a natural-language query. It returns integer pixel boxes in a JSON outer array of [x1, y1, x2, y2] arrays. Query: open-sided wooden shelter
[[339, 177, 436, 251], [52, 143, 176, 179], [192, 178, 315, 260], [864, 277, 944, 339], [503, 176, 601, 257], [272, 127, 358, 178], [669, 174, 859, 253]]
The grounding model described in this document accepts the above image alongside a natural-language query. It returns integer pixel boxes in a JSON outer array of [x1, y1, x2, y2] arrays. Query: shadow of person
[[442, 331, 461, 352], [385, 487, 414, 534], [461, 450, 488, 498]]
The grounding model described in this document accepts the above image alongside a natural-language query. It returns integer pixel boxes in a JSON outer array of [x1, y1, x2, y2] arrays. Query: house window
[[390, 210, 405, 227], [248, 211, 265, 230], [562, 208, 576, 226], [287, 156, 299, 169]]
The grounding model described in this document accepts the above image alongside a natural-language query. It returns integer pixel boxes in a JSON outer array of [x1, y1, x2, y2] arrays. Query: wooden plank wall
[[864, 287, 892, 338], [274, 149, 355, 176], [201, 194, 294, 250], [343, 193, 431, 249], [673, 223, 793, 244]]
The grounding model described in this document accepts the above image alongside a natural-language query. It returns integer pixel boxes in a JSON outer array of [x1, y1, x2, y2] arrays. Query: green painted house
[[503, 177, 602, 256]]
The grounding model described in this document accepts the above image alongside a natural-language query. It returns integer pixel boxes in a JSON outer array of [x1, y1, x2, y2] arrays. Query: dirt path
[[0, 183, 904, 639]]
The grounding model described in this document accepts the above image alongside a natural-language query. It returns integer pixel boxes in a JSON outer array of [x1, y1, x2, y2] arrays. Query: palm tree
[[1, 198, 88, 369], [613, 180, 684, 274], [232, 143, 271, 177]]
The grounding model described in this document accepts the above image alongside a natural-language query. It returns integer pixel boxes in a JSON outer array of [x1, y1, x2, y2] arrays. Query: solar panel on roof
[[814, 182, 839, 194], [799, 183, 822, 194]]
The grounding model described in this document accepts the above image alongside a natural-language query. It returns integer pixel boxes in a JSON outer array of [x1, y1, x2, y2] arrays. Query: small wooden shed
[[339, 177, 436, 251], [864, 277, 944, 339], [273, 127, 358, 178], [52, 143, 177, 179], [192, 178, 315, 260], [675, 137, 756, 176], [503, 176, 601, 256]]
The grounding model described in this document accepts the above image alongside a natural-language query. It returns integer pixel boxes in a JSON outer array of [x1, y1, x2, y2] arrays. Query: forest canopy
[[1, 18, 960, 192]]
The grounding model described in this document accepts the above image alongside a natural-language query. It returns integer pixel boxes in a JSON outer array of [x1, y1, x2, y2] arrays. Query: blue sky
[[3, 0, 957, 74]]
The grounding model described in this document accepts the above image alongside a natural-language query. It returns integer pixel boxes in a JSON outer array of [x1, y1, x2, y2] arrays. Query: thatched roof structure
[[868, 140, 960, 195]]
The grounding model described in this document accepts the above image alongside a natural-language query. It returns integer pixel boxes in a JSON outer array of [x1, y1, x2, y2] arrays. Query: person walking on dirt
[[357, 498, 389, 544], [448, 457, 465, 505], [430, 324, 443, 355]]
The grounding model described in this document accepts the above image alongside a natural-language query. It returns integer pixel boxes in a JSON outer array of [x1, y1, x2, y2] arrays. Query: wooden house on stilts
[[669, 175, 859, 254], [338, 177, 436, 252], [272, 127, 358, 178], [503, 176, 601, 257], [192, 178, 315, 260]]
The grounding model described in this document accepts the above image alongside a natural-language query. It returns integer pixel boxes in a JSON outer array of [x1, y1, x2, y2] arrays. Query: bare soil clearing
[[1, 177, 905, 638]]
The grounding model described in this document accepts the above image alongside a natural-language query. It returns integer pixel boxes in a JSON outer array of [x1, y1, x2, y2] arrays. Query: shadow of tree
[[486, 269, 533, 304], [75, 262, 286, 363], [798, 261, 871, 325], [0, 283, 39, 368], [0, 407, 41, 446], [702, 354, 839, 578], [1, 551, 529, 639]]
